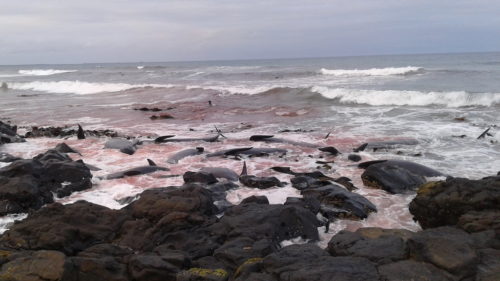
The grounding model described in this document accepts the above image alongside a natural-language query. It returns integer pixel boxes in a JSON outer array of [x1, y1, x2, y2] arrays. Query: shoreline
[[0, 120, 498, 280]]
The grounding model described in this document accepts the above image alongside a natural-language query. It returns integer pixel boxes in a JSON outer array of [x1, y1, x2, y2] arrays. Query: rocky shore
[[0, 120, 498, 281]]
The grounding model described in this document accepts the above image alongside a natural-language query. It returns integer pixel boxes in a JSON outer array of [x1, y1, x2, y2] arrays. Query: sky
[[1, 0, 500, 64]]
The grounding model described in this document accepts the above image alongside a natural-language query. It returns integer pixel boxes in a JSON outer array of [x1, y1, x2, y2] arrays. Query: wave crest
[[312, 86, 500, 107], [9, 81, 175, 95], [18, 69, 77, 76], [320, 66, 423, 77]]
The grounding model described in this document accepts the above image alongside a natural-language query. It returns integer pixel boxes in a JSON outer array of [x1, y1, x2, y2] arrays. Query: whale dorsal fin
[[241, 161, 248, 176], [147, 159, 157, 166], [77, 124, 85, 140]]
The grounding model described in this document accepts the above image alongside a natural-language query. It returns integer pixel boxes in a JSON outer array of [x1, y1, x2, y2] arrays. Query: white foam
[[137, 66, 144, 69], [312, 86, 500, 107], [280, 237, 310, 247], [9, 81, 175, 95], [186, 85, 277, 95], [0, 213, 28, 234], [320, 66, 423, 77], [18, 69, 77, 76]]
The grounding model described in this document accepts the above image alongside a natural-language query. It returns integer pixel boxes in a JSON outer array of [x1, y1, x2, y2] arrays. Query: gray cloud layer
[[1, 0, 499, 64]]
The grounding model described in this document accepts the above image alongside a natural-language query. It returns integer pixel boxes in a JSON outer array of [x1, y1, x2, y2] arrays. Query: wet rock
[[302, 184, 377, 220], [211, 203, 320, 244], [54, 142, 80, 154], [262, 244, 379, 281], [128, 253, 181, 281], [239, 175, 283, 189], [378, 260, 455, 281], [347, 154, 361, 162], [0, 201, 129, 255], [104, 138, 138, 155], [476, 248, 500, 281], [68, 244, 132, 281], [183, 171, 218, 185], [241, 195, 269, 205], [407, 226, 478, 279], [333, 177, 357, 191], [213, 238, 274, 270], [409, 176, 500, 229], [0, 151, 92, 215], [457, 210, 500, 233], [283, 197, 321, 214], [0, 152, 21, 162], [0, 121, 17, 136], [361, 160, 443, 194], [327, 228, 413, 264], [0, 250, 68, 281], [318, 146, 340, 156], [25, 125, 119, 138]]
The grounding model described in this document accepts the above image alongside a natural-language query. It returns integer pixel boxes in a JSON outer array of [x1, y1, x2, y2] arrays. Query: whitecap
[[18, 69, 77, 76], [320, 66, 423, 77]]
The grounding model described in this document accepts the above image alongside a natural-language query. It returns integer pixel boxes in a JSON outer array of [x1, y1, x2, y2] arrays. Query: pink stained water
[[0, 90, 422, 244]]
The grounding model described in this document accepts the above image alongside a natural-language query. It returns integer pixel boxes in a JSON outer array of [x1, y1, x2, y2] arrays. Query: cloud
[[1, 0, 499, 64]]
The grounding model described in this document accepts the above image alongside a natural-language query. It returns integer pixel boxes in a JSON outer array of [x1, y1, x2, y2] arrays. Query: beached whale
[[200, 167, 239, 181], [360, 159, 443, 194], [354, 139, 419, 152], [167, 147, 205, 164], [249, 135, 318, 148], [102, 159, 169, 180], [155, 134, 220, 143], [206, 147, 287, 158], [104, 138, 139, 155]]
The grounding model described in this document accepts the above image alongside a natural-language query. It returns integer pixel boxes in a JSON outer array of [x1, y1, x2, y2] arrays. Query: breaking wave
[[320, 66, 423, 77], [9, 81, 175, 95], [18, 69, 77, 76], [311, 86, 500, 107]]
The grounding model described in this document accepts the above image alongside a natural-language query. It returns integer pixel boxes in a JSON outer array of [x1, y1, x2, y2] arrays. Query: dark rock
[[347, 154, 361, 162], [213, 238, 273, 270], [68, 244, 132, 281], [302, 184, 377, 220], [25, 126, 119, 138], [0, 151, 92, 215], [0, 121, 17, 136], [476, 248, 500, 281], [409, 176, 500, 229], [0, 152, 21, 162], [284, 197, 321, 214], [241, 195, 269, 205], [211, 203, 320, 244], [262, 244, 379, 281], [150, 113, 174, 120], [361, 160, 443, 194], [0, 250, 68, 281], [54, 142, 80, 154], [333, 176, 357, 191], [378, 260, 455, 281], [128, 253, 181, 281], [0, 201, 129, 255], [239, 175, 283, 189], [407, 226, 478, 278], [327, 227, 413, 264], [184, 171, 218, 185], [457, 210, 500, 233]]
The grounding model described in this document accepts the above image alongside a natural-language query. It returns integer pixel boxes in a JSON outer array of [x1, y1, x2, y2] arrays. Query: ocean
[[0, 52, 499, 243]]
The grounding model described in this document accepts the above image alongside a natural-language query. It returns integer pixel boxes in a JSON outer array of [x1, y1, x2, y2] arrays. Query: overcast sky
[[1, 0, 500, 64]]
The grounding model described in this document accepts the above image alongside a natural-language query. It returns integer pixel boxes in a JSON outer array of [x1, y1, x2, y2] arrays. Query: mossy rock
[[233, 257, 264, 279], [177, 267, 228, 281], [416, 181, 444, 196]]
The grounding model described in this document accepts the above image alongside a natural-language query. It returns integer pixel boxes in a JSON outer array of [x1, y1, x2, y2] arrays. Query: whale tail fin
[[77, 124, 85, 139], [241, 161, 248, 176], [214, 125, 227, 139], [147, 159, 157, 166]]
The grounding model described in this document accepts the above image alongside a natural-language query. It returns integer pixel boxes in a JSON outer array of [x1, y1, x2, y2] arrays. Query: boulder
[[241, 195, 269, 205], [0, 121, 24, 145], [0, 152, 21, 163], [262, 244, 379, 281], [128, 253, 181, 281], [409, 176, 500, 229], [347, 154, 361, 162], [377, 260, 455, 281], [407, 226, 478, 279], [0, 250, 68, 281], [290, 175, 330, 190], [301, 184, 377, 220], [0, 201, 129, 255], [328, 227, 413, 264], [54, 142, 80, 154], [177, 268, 229, 281], [476, 248, 500, 281], [361, 160, 443, 194]]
